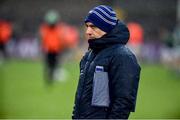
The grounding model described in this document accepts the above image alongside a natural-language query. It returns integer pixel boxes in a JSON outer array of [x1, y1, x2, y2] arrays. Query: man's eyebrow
[[86, 24, 96, 28], [90, 24, 96, 27]]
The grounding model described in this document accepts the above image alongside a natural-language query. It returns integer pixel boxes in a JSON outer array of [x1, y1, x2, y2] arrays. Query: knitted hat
[[85, 5, 118, 33]]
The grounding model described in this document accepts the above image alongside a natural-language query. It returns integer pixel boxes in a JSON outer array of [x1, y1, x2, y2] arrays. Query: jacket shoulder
[[105, 45, 134, 59], [110, 45, 140, 68], [80, 50, 91, 66]]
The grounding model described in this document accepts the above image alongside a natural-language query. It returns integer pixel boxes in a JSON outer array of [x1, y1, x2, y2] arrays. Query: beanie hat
[[85, 5, 118, 33]]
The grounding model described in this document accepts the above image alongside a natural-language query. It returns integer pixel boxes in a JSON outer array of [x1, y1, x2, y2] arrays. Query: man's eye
[[91, 26, 96, 29]]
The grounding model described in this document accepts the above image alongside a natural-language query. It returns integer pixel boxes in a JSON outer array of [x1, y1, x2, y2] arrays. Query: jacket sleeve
[[107, 53, 141, 119], [72, 50, 91, 119]]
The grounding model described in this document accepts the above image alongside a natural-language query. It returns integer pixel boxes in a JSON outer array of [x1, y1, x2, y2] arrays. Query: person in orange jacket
[[39, 10, 66, 83], [127, 22, 144, 59], [0, 19, 12, 60]]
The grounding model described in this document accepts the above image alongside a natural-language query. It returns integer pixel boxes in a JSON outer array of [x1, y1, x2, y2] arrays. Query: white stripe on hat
[[95, 7, 117, 20], [100, 5, 116, 14], [91, 11, 117, 25]]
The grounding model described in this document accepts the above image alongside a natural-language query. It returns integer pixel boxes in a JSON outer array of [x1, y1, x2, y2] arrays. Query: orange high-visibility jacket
[[0, 20, 12, 44], [127, 22, 144, 46], [40, 23, 64, 53], [62, 25, 79, 48]]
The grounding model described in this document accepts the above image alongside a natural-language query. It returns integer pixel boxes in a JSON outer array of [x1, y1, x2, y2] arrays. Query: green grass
[[130, 64, 180, 119], [0, 60, 79, 119], [0, 60, 180, 119]]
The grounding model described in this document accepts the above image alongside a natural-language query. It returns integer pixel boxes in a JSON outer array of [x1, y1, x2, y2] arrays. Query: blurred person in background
[[39, 10, 65, 84], [0, 18, 12, 63], [127, 22, 144, 60], [72, 5, 141, 119], [39, 10, 79, 84], [171, 22, 180, 73], [173, 22, 180, 47]]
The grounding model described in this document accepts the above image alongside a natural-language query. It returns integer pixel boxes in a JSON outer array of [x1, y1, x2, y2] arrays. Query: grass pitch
[[0, 60, 180, 119]]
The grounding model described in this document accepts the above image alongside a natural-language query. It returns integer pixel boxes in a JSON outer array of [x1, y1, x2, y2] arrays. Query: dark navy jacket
[[72, 21, 141, 119]]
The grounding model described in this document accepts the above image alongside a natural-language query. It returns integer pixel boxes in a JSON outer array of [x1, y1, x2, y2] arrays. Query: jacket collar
[[88, 21, 129, 51]]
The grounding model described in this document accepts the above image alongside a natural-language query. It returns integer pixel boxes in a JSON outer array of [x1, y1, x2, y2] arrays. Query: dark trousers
[[44, 52, 60, 84], [0, 43, 7, 58]]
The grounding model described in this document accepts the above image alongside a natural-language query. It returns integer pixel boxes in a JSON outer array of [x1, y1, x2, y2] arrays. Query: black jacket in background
[[72, 21, 141, 119]]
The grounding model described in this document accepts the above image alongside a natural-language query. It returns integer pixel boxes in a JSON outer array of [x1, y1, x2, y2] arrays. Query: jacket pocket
[[92, 71, 110, 107]]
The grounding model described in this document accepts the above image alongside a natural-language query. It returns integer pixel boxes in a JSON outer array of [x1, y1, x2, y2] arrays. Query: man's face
[[85, 22, 106, 40]]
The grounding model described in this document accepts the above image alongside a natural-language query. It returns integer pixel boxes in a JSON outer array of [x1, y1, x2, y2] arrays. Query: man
[[72, 5, 141, 119], [0, 19, 12, 60], [39, 10, 65, 83], [127, 22, 144, 59]]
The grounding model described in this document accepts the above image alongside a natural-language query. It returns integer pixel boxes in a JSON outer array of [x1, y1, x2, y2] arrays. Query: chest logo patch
[[95, 66, 104, 72]]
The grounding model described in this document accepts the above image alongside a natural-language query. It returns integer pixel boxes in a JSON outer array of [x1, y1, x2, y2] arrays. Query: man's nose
[[86, 27, 92, 35]]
